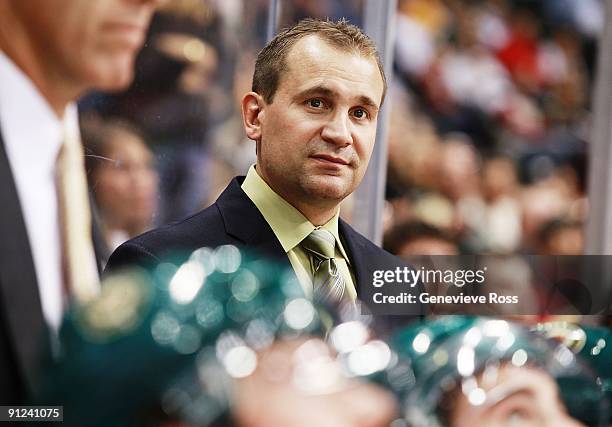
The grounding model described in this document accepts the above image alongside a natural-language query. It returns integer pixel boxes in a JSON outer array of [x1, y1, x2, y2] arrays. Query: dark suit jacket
[[0, 131, 108, 404], [107, 177, 423, 322]]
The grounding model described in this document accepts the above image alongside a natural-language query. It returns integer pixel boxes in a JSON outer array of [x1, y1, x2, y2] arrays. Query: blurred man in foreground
[[0, 0, 158, 403]]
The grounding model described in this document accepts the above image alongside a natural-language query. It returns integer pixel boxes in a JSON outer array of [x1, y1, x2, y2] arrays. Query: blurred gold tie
[[56, 127, 100, 304], [301, 228, 346, 303]]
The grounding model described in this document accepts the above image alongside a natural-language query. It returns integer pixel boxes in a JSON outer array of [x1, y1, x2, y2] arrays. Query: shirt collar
[[0, 51, 77, 170], [241, 165, 350, 262]]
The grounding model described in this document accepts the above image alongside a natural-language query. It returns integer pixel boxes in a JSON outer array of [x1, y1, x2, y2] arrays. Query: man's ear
[[242, 92, 265, 141]]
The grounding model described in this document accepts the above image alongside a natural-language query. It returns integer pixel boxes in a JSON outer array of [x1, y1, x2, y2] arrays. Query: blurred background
[[79, 0, 602, 258]]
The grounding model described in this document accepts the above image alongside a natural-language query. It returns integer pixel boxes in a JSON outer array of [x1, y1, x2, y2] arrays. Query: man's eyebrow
[[295, 86, 380, 111], [357, 95, 379, 112], [295, 86, 335, 100]]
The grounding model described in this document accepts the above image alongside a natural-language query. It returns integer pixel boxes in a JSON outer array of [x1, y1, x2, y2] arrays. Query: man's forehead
[[287, 34, 331, 56], [282, 35, 384, 105], [286, 34, 371, 68]]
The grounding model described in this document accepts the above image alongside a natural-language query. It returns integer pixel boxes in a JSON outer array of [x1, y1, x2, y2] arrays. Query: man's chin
[[89, 57, 135, 92], [303, 177, 353, 203]]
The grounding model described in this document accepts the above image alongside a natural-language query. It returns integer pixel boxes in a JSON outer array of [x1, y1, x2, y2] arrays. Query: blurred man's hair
[[252, 18, 387, 105]]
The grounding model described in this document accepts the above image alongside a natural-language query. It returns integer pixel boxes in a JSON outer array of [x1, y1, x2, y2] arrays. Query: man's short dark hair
[[252, 18, 387, 105]]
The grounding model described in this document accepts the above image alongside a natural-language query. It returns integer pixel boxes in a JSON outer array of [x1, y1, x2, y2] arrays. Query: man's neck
[[0, 12, 75, 118], [253, 166, 339, 226], [1, 53, 73, 118], [291, 202, 338, 227]]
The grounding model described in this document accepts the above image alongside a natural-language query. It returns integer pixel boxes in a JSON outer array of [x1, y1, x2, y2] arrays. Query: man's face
[[94, 130, 158, 231], [253, 35, 384, 213], [11, 0, 157, 91]]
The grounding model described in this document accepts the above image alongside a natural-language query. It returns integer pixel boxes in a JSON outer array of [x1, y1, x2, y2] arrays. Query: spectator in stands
[[83, 119, 159, 252], [384, 220, 459, 256], [537, 218, 584, 255]]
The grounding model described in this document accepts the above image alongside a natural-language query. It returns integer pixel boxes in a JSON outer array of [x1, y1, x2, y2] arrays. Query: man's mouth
[[311, 154, 350, 166], [103, 21, 148, 49]]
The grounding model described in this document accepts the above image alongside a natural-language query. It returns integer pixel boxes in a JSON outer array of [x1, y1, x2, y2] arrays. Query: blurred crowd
[[78, 0, 601, 259], [386, 0, 599, 256]]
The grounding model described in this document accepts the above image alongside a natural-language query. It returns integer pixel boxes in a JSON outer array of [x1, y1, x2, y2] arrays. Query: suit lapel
[[89, 193, 109, 273], [0, 132, 50, 395], [339, 219, 372, 297], [216, 178, 291, 267]]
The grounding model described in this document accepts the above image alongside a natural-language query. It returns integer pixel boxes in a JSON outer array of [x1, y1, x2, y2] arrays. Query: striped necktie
[[301, 228, 346, 302]]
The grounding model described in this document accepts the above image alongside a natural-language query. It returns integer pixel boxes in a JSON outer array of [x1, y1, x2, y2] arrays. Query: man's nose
[[321, 112, 353, 147]]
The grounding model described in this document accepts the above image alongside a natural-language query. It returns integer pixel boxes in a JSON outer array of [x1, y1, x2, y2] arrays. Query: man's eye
[[352, 108, 368, 119], [307, 99, 323, 108]]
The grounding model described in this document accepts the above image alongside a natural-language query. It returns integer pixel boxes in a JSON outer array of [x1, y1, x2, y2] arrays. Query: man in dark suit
[[107, 19, 417, 311], [0, 0, 159, 403]]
